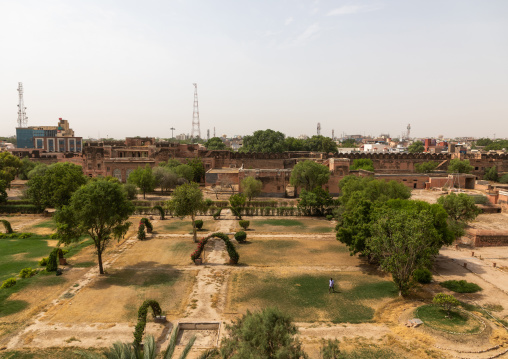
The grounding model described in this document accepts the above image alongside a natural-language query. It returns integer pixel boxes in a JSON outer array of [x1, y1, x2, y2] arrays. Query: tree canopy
[[128, 164, 156, 199], [167, 182, 204, 242], [241, 129, 287, 153], [0, 152, 21, 187], [187, 158, 205, 183], [484, 166, 498, 181], [204, 137, 226, 150], [447, 159, 474, 174], [26, 162, 88, 210], [220, 307, 308, 359], [338, 175, 411, 206], [153, 166, 178, 193], [298, 187, 334, 216], [290, 160, 330, 192], [55, 179, 134, 274], [241, 176, 263, 201], [437, 193, 480, 223], [408, 141, 424, 153], [415, 161, 438, 173], [350, 159, 374, 172], [338, 138, 357, 148]]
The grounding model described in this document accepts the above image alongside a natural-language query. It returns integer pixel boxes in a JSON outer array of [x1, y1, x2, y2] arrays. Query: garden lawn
[[0, 235, 93, 317], [416, 305, 483, 334], [229, 271, 397, 323], [161, 220, 217, 234], [236, 238, 356, 267], [249, 219, 334, 233]]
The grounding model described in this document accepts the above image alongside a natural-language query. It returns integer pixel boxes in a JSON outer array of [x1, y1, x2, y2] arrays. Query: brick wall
[[467, 229, 508, 247]]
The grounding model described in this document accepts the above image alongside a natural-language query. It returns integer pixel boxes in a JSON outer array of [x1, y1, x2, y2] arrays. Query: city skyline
[[1, 0, 507, 140]]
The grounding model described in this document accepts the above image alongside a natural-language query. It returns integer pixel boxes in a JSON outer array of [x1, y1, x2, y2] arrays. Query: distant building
[[15, 118, 82, 153]]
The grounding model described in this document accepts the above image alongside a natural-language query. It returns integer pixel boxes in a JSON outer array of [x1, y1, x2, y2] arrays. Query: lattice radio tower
[[17, 82, 28, 128], [317, 122, 321, 136], [191, 83, 201, 139]]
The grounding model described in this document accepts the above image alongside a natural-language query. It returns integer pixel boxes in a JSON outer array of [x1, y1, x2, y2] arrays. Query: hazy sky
[[1, 0, 507, 140]]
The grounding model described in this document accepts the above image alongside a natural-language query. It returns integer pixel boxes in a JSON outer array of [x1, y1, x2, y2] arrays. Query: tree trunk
[[192, 213, 197, 242], [143, 190, 146, 199], [98, 250, 104, 274]]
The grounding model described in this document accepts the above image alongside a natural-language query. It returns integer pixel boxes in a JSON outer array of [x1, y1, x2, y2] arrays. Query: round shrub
[[1, 278, 16, 289], [413, 268, 433, 284], [46, 250, 58, 272], [137, 223, 146, 240], [39, 257, 48, 266], [440, 280, 482, 293], [326, 215, 334, 221], [20, 267, 37, 279], [194, 220, 204, 230], [239, 220, 250, 230], [234, 231, 247, 243]]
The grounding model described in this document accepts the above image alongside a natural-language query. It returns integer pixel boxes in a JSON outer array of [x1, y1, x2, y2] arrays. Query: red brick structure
[[466, 229, 508, 247]]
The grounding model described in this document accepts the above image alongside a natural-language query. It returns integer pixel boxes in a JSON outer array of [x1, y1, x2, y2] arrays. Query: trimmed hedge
[[239, 220, 250, 230], [194, 220, 204, 230], [19, 267, 37, 279], [413, 268, 433, 284], [234, 231, 247, 243], [133, 300, 162, 347], [0, 205, 42, 214], [1, 278, 16, 289]]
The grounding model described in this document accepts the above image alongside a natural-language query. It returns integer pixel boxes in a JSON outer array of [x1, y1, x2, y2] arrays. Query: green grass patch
[[253, 219, 304, 227], [163, 221, 193, 231], [440, 280, 482, 293], [31, 220, 57, 230], [234, 272, 397, 323], [312, 226, 334, 233], [72, 261, 95, 268], [416, 304, 483, 334], [64, 238, 94, 258]]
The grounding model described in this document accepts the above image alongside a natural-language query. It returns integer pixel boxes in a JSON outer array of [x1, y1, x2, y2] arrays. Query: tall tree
[[339, 175, 411, 206], [290, 160, 330, 192], [447, 159, 474, 174], [55, 179, 134, 274], [187, 158, 205, 183], [229, 193, 246, 219], [204, 137, 226, 150], [26, 162, 88, 210], [369, 201, 451, 296], [408, 141, 425, 153], [128, 164, 156, 199], [484, 166, 498, 181], [241, 129, 287, 153], [241, 176, 263, 201], [0, 152, 21, 187], [167, 182, 204, 242], [285, 137, 305, 151], [437, 192, 480, 240], [18, 157, 36, 180], [220, 307, 308, 359], [304, 135, 338, 153], [297, 187, 333, 216], [153, 166, 178, 193]]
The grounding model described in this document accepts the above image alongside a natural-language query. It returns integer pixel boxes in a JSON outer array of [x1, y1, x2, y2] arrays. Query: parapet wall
[[468, 229, 508, 247]]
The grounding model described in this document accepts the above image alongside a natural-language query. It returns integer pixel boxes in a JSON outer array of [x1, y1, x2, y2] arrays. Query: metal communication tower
[[406, 124, 411, 139], [317, 122, 321, 136], [207, 129, 210, 140], [17, 82, 28, 128], [332, 129, 334, 140], [191, 83, 201, 139]]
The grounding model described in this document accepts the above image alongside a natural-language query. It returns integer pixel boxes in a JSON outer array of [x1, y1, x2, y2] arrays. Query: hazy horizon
[[1, 0, 507, 140]]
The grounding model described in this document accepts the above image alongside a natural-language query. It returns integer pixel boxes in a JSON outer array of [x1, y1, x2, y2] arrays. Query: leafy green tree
[[229, 193, 246, 219], [174, 164, 194, 182], [220, 307, 308, 359], [0, 180, 7, 204], [304, 135, 338, 153], [350, 159, 374, 172], [241, 129, 287, 153], [447, 159, 474, 174], [369, 202, 451, 296], [128, 164, 156, 199], [415, 161, 438, 173], [26, 162, 88, 210], [204, 137, 226, 150], [433, 293, 460, 317], [123, 183, 138, 200], [500, 174, 508, 184], [437, 193, 480, 223], [339, 138, 357, 148], [153, 166, 178, 193], [336, 194, 374, 255], [298, 188, 333, 216], [475, 138, 493, 147], [167, 182, 204, 242], [55, 179, 134, 274], [27, 163, 48, 179], [338, 175, 411, 206], [0, 152, 21, 187], [290, 160, 330, 192], [408, 141, 424, 153], [484, 139, 508, 151], [484, 166, 498, 181], [241, 176, 263, 201], [285, 137, 305, 151], [187, 158, 205, 182], [161, 159, 182, 169], [18, 157, 36, 180]]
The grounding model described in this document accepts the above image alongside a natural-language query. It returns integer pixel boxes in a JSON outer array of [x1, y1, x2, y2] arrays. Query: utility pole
[[17, 82, 28, 128], [191, 83, 201, 139], [170, 127, 175, 138], [332, 129, 334, 140], [207, 129, 210, 140]]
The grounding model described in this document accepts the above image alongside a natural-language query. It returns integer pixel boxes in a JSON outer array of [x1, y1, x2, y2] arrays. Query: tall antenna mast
[[17, 82, 28, 127], [191, 83, 201, 139], [317, 122, 321, 136], [406, 124, 411, 140]]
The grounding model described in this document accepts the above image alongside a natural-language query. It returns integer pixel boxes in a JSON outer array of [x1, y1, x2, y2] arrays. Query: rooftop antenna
[[191, 83, 201, 139], [213, 127, 216, 137], [170, 127, 175, 138], [406, 124, 411, 140], [317, 122, 321, 136], [17, 82, 28, 127], [207, 129, 210, 140], [332, 129, 334, 140]]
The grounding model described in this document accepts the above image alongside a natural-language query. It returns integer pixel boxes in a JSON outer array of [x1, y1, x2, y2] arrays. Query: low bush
[[413, 268, 433, 284], [46, 249, 58, 272], [239, 220, 250, 230], [213, 208, 222, 219], [39, 257, 48, 266], [140, 218, 153, 232], [137, 223, 146, 240], [1, 278, 16, 289], [234, 231, 247, 243], [326, 215, 334, 221], [194, 220, 204, 230], [19, 267, 37, 279], [440, 280, 482, 293], [0, 204, 42, 214]]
